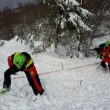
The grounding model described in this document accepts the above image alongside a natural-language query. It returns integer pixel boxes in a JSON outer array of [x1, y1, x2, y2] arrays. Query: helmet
[[13, 54, 26, 68], [105, 40, 110, 46]]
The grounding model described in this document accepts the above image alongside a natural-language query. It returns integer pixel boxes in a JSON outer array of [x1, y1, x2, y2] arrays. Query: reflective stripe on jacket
[[8, 52, 33, 69]]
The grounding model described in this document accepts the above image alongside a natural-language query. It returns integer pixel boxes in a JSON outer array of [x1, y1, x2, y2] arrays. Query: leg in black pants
[[108, 64, 110, 70], [25, 71, 38, 96], [101, 61, 107, 70], [3, 66, 19, 90], [25, 71, 44, 96], [35, 74, 44, 95]]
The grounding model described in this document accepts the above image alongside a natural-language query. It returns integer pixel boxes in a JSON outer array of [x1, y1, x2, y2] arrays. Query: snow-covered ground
[[0, 36, 110, 110]]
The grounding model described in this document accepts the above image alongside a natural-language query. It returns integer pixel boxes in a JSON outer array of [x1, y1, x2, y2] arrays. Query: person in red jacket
[[3, 52, 44, 96], [101, 45, 110, 70]]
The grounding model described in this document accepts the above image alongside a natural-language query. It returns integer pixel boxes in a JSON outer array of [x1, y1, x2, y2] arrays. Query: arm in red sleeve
[[8, 54, 14, 68]]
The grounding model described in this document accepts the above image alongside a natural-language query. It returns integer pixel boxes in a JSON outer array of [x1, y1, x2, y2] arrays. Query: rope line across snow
[[0, 62, 100, 82]]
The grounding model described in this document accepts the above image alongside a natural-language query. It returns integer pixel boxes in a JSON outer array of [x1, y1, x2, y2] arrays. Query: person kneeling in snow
[[100, 45, 110, 70], [3, 52, 44, 96], [95, 40, 110, 59]]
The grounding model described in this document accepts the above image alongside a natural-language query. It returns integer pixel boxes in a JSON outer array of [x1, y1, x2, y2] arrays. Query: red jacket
[[7, 52, 37, 75], [8, 52, 32, 68], [101, 46, 110, 64], [102, 46, 110, 57], [8, 55, 14, 68]]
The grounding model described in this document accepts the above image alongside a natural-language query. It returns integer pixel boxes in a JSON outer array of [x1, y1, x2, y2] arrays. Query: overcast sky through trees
[[0, 0, 41, 10]]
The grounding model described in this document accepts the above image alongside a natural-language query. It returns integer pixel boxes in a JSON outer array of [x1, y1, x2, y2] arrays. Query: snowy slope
[[0, 37, 110, 110]]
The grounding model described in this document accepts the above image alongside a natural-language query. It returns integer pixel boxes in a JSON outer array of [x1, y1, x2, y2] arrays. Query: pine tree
[[46, 0, 93, 55], [56, 0, 92, 38]]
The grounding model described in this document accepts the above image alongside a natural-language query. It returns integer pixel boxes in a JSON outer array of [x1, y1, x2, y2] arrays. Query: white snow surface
[[0, 36, 110, 110]]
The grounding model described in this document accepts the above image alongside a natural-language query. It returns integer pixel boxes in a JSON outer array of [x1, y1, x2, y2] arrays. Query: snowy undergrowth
[[0, 36, 110, 110]]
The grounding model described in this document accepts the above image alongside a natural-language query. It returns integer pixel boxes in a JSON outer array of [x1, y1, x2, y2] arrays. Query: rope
[[0, 62, 100, 82], [39, 62, 100, 76]]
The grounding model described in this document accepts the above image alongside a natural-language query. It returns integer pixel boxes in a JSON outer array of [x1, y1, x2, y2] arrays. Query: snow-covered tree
[[56, 0, 92, 43], [46, 0, 93, 56], [56, 0, 92, 32]]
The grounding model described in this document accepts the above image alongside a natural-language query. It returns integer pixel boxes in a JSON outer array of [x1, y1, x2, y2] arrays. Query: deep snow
[[0, 36, 110, 110]]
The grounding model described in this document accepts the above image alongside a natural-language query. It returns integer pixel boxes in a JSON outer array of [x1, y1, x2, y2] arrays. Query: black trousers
[[3, 66, 43, 96], [25, 71, 43, 95], [3, 66, 19, 89], [101, 61, 107, 69], [101, 61, 110, 70]]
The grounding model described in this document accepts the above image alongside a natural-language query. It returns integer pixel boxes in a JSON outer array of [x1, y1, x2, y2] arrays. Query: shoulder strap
[[21, 52, 33, 69], [25, 58, 33, 69]]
